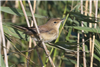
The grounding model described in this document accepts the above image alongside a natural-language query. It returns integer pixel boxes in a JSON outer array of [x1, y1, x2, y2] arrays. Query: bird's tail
[[11, 25, 36, 36], [11, 25, 28, 32]]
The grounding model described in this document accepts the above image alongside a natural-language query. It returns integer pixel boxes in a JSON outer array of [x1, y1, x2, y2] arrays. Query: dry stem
[[27, 0, 55, 67], [19, 0, 44, 67], [0, 12, 8, 67]]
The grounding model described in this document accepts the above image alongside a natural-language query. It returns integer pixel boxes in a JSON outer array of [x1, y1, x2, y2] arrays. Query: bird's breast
[[40, 30, 58, 42]]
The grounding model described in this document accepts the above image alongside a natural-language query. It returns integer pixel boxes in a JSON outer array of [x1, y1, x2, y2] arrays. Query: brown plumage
[[12, 18, 64, 42]]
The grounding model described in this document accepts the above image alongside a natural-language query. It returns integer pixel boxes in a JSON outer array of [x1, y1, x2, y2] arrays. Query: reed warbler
[[12, 18, 65, 42]]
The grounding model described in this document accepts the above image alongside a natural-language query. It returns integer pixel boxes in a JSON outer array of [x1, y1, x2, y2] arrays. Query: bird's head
[[46, 18, 65, 29]]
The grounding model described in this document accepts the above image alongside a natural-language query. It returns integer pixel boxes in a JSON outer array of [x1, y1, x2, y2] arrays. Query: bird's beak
[[61, 17, 66, 21], [61, 18, 65, 24]]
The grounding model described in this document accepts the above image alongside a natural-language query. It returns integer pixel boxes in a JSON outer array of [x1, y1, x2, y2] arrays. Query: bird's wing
[[25, 26, 54, 39], [28, 25, 53, 34], [12, 25, 54, 36]]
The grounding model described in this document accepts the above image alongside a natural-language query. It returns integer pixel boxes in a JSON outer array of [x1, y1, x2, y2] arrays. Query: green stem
[[44, 3, 69, 67], [52, 14, 69, 63], [66, 28, 72, 41]]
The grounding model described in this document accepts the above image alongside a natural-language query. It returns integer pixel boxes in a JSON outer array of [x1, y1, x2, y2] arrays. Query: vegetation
[[1, 1, 100, 67]]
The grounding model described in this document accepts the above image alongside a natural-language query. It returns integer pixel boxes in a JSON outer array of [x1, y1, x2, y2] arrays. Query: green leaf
[[61, 57, 77, 65], [0, 6, 46, 18], [85, 44, 89, 52], [0, 54, 6, 67], [94, 54, 100, 62], [95, 39, 100, 56], [95, 39, 100, 48], [66, 28, 72, 41], [66, 26, 100, 33], [55, 41, 77, 45], [66, 11, 100, 23], [3, 23, 29, 40], [48, 42, 77, 52]]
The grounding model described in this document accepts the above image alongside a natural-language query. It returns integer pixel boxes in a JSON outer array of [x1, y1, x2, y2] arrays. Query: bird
[[12, 18, 65, 42]]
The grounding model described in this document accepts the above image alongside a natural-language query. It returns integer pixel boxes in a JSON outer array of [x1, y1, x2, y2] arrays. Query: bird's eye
[[54, 22, 57, 23]]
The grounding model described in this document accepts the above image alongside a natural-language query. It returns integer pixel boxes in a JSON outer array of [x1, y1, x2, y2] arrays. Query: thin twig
[[90, 0, 98, 67], [27, 20, 34, 67], [11, 43, 35, 64], [81, 0, 86, 67], [19, 1, 44, 67], [31, 1, 44, 66], [76, 2, 81, 67], [6, 39, 90, 56], [29, 1, 44, 67], [89, 0, 92, 57], [19, 0, 30, 27], [6, 48, 90, 55], [85, 0, 88, 16], [12, 1, 19, 23], [89, 0, 93, 67], [7, 39, 11, 53], [27, 0, 55, 67], [27, 37, 32, 67], [27, 0, 36, 66], [33, 40, 44, 67], [0, 12, 8, 67], [77, 32, 80, 67], [33, 0, 36, 13], [19, 1, 31, 66]]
